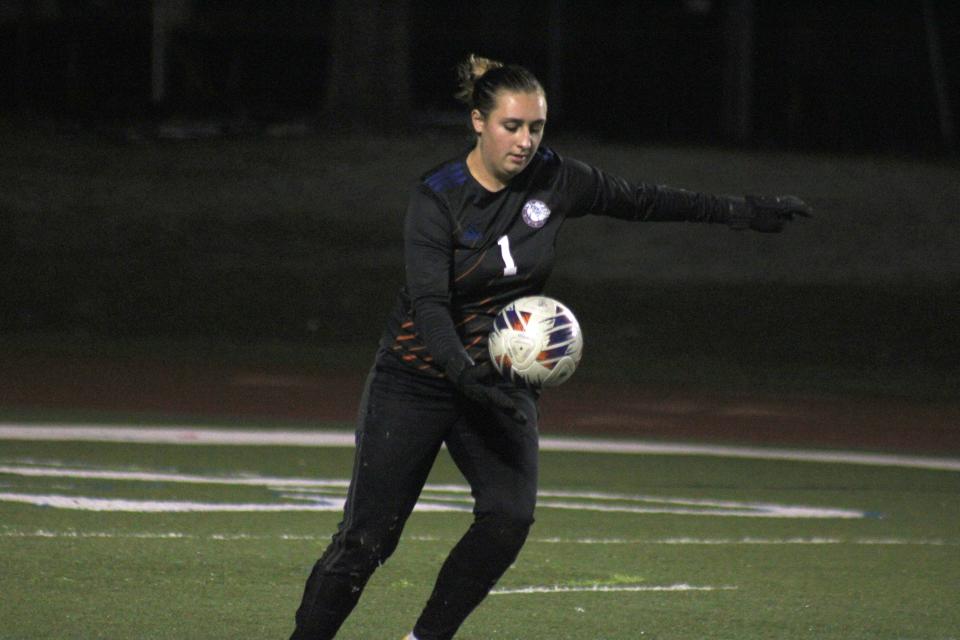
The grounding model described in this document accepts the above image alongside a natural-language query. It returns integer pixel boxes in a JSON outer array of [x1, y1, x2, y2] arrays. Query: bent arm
[[404, 187, 474, 377]]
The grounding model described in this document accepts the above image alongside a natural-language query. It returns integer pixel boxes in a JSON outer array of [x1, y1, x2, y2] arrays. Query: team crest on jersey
[[522, 200, 551, 228]]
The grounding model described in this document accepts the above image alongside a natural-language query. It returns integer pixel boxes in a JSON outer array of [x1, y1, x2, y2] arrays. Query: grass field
[[2, 423, 958, 639]]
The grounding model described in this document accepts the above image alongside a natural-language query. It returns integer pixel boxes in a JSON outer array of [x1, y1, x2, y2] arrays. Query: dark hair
[[455, 54, 544, 120]]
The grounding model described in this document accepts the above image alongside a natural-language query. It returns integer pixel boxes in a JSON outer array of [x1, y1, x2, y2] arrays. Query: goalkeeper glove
[[729, 195, 812, 233], [446, 357, 527, 425]]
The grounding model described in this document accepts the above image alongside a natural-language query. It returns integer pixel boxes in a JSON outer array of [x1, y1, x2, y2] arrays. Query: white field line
[[0, 464, 867, 518], [283, 490, 863, 519], [0, 425, 356, 447], [535, 499, 863, 519], [2, 529, 955, 547], [538, 489, 865, 516], [490, 583, 737, 595], [1, 424, 958, 471], [529, 536, 960, 546], [0, 491, 860, 518], [0, 493, 461, 513], [0, 464, 352, 489]]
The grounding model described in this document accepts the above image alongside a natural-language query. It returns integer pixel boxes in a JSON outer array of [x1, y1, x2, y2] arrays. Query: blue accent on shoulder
[[462, 224, 482, 244], [424, 161, 467, 193], [538, 146, 557, 162]]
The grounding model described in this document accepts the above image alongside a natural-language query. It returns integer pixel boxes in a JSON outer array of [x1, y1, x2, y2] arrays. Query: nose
[[518, 127, 532, 149]]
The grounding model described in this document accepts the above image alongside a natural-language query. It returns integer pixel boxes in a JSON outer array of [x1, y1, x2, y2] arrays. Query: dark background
[[2, 0, 958, 153], [1, 0, 959, 405]]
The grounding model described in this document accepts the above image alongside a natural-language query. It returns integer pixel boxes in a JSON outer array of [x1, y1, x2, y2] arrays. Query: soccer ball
[[488, 296, 583, 388]]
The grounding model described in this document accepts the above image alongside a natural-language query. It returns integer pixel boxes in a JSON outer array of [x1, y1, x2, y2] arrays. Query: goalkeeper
[[289, 54, 811, 640]]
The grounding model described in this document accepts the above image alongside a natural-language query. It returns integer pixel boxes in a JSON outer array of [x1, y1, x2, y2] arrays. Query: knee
[[480, 492, 536, 531], [474, 511, 534, 554], [322, 522, 404, 574]]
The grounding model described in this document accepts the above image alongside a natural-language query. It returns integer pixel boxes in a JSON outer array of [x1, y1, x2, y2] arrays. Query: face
[[472, 90, 547, 186]]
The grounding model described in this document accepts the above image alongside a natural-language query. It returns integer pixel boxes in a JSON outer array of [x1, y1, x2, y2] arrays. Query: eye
[[504, 122, 519, 132]]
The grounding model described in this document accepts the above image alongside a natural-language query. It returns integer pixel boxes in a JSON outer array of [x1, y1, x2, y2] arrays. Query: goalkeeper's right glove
[[446, 357, 527, 425]]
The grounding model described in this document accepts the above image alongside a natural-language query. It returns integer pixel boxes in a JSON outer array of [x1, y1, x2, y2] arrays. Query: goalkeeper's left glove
[[446, 357, 527, 426]]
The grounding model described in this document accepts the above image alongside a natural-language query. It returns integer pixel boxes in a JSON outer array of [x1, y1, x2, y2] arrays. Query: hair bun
[[466, 54, 503, 80], [455, 54, 504, 105]]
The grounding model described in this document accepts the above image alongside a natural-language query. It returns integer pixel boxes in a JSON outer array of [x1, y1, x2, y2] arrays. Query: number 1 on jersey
[[497, 235, 518, 276]]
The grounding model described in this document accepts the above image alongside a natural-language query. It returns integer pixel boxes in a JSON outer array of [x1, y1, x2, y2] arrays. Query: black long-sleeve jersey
[[380, 145, 739, 378]]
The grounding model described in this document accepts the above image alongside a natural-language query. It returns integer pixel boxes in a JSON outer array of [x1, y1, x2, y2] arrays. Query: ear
[[471, 109, 485, 136]]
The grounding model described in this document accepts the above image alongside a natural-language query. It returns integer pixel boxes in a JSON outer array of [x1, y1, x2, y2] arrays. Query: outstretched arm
[[562, 156, 812, 231]]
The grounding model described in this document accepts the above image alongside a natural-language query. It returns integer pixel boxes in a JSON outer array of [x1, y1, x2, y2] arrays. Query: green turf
[[1, 426, 958, 639]]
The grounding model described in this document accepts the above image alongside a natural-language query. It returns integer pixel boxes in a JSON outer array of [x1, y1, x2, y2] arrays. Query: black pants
[[291, 349, 539, 640]]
